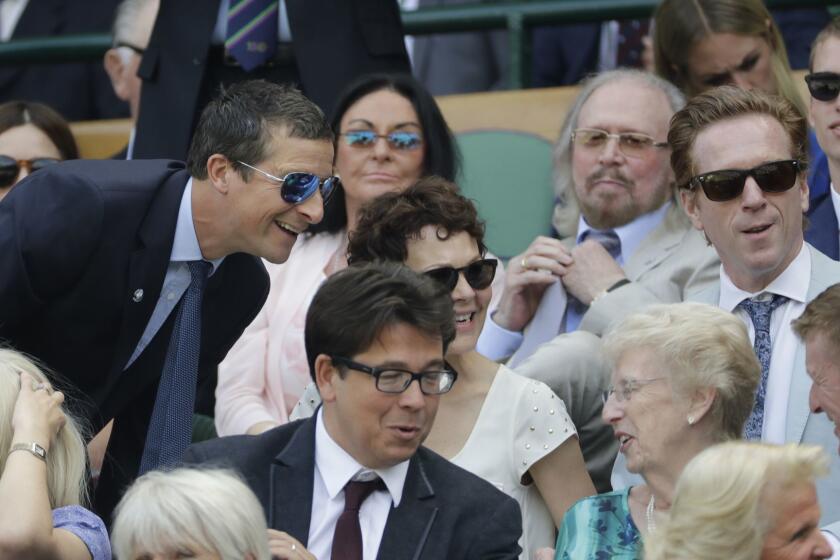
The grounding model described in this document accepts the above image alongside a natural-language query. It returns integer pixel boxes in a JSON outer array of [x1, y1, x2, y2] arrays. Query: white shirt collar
[[576, 200, 671, 263], [125, 127, 136, 161], [170, 178, 223, 272], [315, 409, 409, 507], [719, 242, 811, 311], [830, 183, 840, 232]]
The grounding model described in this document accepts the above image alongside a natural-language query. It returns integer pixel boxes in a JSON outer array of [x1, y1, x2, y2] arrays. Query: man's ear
[[206, 154, 232, 194], [103, 49, 130, 101], [680, 188, 705, 232], [315, 354, 339, 403]]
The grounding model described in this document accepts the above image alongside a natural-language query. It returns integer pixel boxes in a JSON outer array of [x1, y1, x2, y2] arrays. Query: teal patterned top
[[554, 488, 643, 560]]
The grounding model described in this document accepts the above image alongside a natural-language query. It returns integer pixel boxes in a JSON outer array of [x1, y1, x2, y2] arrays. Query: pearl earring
[[687, 416, 695, 425]]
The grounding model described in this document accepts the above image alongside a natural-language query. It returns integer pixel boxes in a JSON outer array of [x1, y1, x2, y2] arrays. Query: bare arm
[[0, 372, 91, 560], [529, 436, 596, 527]]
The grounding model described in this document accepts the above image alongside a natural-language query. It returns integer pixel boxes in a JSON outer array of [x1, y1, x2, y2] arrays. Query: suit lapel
[[623, 202, 689, 279], [270, 417, 316, 543], [110, 169, 190, 375], [377, 451, 438, 560]]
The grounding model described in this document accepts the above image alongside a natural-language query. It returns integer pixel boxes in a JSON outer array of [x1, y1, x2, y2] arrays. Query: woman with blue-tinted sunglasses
[[213, 74, 504, 438]]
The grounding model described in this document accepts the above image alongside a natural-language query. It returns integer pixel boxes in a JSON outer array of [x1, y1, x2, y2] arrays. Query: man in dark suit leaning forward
[[184, 263, 523, 559], [0, 80, 337, 520]]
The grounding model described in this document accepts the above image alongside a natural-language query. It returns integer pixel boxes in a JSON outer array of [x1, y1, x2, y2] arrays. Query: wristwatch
[[9, 442, 47, 462]]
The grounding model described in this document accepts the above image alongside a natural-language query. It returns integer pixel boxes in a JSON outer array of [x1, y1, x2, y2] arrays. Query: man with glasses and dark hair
[[184, 262, 522, 560], [475, 69, 719, 492], [804, 16, 840, 261], [0, 79, 336, 521], [671, 85, 840, 525]]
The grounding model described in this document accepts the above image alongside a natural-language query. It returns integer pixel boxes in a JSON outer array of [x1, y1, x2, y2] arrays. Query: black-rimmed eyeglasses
[[330, 356, 458, 395]]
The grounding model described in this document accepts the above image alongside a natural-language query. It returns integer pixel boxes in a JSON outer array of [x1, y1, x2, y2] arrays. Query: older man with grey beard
[[475, 69, 719, 493]]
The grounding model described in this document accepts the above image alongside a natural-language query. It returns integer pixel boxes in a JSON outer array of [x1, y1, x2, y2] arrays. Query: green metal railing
[[0, 0, 837, 89]]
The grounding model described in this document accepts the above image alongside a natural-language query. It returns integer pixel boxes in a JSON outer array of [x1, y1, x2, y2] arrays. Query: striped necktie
[[225, 0, 279, 71]]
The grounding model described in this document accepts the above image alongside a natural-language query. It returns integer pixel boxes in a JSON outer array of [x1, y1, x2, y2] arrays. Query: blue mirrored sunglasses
[[340, 130, 423, 150], [237, 161, 340, 205]]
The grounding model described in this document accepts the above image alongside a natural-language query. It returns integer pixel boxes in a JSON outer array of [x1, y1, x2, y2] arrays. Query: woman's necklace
[[645, 494, 656, 533]]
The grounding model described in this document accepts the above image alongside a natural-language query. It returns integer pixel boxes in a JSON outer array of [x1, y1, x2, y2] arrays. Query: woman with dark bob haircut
[[214, 73, 486, 437], [0, 100, 78, 202], [293, 177, 595, 559]]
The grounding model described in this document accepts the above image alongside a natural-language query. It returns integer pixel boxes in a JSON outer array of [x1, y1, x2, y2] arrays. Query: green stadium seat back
[[456, 130, 555, 260]]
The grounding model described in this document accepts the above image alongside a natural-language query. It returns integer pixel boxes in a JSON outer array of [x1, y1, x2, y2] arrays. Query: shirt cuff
[[476, 313, 525, 360]]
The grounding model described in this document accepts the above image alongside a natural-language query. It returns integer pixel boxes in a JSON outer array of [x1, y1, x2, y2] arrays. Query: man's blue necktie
[[139, 260, 212, 473], [225, 0, 279, 71], [565, 229, 621, 332], [739, 293, 787, 441]]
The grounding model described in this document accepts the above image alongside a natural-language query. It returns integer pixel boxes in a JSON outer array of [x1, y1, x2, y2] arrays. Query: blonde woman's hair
[[111, 467, 271, 560], [602, 302, 760, 440], [0, 348, 88, 508], [551, 69, 685, 237], [646, 442, 828, 560], [653, 0, 806, 118]]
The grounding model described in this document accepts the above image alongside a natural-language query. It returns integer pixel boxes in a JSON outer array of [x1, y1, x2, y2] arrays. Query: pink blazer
[[214, 232, 344, 436]]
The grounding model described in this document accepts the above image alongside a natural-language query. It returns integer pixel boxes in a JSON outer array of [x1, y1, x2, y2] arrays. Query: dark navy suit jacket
[[183, 415, 523, 559], [806, 152, 839, 261], [0, 159, 269, 519]]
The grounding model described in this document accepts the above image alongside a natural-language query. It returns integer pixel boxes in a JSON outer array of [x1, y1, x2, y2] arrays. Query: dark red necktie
[[331, 479, 385, 560]]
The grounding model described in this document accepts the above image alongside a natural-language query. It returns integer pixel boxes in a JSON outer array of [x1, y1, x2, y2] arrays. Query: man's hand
[[494, 236, 573, 332], [267, 529, 315, 560], [561, 240, 626, 305]]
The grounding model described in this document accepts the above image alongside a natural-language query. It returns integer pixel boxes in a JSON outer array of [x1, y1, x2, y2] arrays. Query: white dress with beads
[[450, 365, 576, 559]]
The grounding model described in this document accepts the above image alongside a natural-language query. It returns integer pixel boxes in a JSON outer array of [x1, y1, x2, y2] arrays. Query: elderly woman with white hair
[[111, 468, 294, 560], [552, 302, 760, 559], [0, 348, 109, 560], [646, 442, 833, 560]]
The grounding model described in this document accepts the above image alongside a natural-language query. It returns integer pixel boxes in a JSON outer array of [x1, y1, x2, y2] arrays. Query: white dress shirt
[[718, 243, 810, 443], [125, 179, 223, 369], [0, 0, 28, 42], [308, 409, 410, 560], [477, 202, 670, 360], [831, 183, 840, 249], [824, 530, 840, 559]]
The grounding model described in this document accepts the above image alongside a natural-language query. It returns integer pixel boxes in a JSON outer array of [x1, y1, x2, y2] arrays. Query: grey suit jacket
[[692, 244, 840, 525], [183, 416, 522, 559], [411, 0, 509, 95], [508, 202, 719, 492]]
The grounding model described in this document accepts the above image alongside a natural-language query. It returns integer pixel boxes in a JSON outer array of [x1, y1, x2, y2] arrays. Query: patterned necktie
[[565, 229, 621, 332], [225, 0, 279, 71], [139, 260, 213, 473], [332, 479, 386, 560], [739, 293, 788, 440]]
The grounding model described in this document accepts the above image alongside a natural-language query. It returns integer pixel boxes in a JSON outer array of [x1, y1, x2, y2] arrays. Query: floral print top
[[554, 488, 642, 560]]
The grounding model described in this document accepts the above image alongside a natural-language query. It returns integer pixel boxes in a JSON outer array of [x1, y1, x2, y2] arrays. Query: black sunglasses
[[0, 155, 60, 188], [687, 160, 802, 202], [805, 72, 840, 102], [424, 258, 498, 292], [237, 161, 340, 205]]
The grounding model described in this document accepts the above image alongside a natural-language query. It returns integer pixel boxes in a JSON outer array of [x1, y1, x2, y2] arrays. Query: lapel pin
[[132, 289, 144, 303]]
